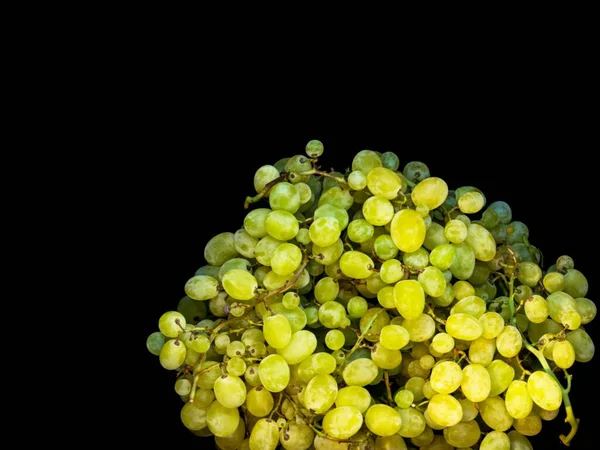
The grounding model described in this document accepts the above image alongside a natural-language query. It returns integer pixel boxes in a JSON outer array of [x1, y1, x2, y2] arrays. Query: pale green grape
[[215, 419, 246, 450], [458, 190, 485, 214], [411, 177, 448, 209], [271, 243, 302, 275], [367, 167, 403, 199], [479, 311, 506, 339], [373, 234, 399, 260], [527, 370, 562, 411], [402, 313, 435, 342], [295, 182, 312, 203], [204, 232, 239, 266], [375, 285, 394, 308], [342, 358, 379, 386], [517, 261, 542, 287], [264, 314, 292, 349], [461, 363, 491, 402], [449, 295, 485, 318], [325, 329, 345, 350], [547, 291, 578, 325], [245, 364, 261, 387], [488, 201, 512, 224], [304, 374, 338, 413], [563, 268, 588, 298], [424, 222, 449, 250], [254, 165, 281, 194], [180, 401, 207, 431], [318, 301, 348, 328], [250, 418, 279, 450], [244, 208, 271, 238], [372, 343, 402, 369], [277, 330, 317, 364], [524, 295, 548, 324], [158, 311, 186, 338], [394, 280, 425, 320], [389, 208, 427, 252], [479, 396, 513, 431], [347, 296, 368, 318], [305, 139, 324, 158], [227, 356, 246, 376], [496, 325, 522, 358], [282, 292, 300, 309], [445, 313, 482, 341], [315, 277, 340, 303], [213, 374, 246, 408], [381, 151, 400, 171], [380, 324, 410, 350], [513, 411, 542, 437], [241, 328, 264, 346], [418, 266, 446, 297], [265, 210, 300, 241], [468, 337, 496, 366], [259, 354, 290, 392], [178, 295, 208, 324], [233, 228, 258, 258], [222, 269, 257, 300], [214, 334, 230, 354], [450, 243, 476, 280], [453, 280, 475, 300], [507, 430, 533, 450], [335, 386, 372, 413], [363, 195, 394, 225], [430, 361, 462, 394], [403, 161, 429, 183], [464, 224, 496, 261], [339, 250, 374, 279], [575, 297, 595, 324], [270, 182, 301, 213], [314, 204, 349, 231], [505, 380, 533, 419], [403, 247, 429, 270], [206, 400, 240, 437], [190, 334, 210, 353], [312, 239, 344, 265], [318, 186, 354, 210], [347, 219, 374, 243], [393, 407, 424, 438], [309, 216, 341, 247], [543, 271, 565, 293], [429, 244, 456, 270], [443, 420, 481, 448], [480, 430, 510, 450], [147, 331, 165, 355], [352, 149, 382, 175], [365, 404, 402, 436], [175, 378, 191, 396], [395, 389, 414, 408], [445, 220, 467, 244], [246, 385, 274, 417], [405, 376, 426, 402], [267, 304, 306, 333], [481, 208, 500, 228], [304, 306, 319, 325], [160, 339, 186, 370], [255, 235, 285, 266], [430, 332, 454, 354], [426, 394, 463, 427], [348, 170, 367, 190], [379, 260, 403, 284], [366, 272, 387, 294], [280, 422, 314, 450]]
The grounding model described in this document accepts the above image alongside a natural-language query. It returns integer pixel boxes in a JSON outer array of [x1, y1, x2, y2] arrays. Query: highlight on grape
[[147, 141, 595, 449]]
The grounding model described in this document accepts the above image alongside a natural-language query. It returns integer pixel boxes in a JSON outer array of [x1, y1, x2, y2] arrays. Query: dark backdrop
[[133, 119, 597, 449]]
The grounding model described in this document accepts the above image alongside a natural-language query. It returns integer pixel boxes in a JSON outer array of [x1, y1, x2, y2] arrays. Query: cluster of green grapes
[[146, 141, 595, 450]]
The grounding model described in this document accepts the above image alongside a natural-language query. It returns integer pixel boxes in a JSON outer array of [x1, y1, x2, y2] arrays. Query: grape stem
[[426, 303, 446, 325], [342, 309, 386, 364], [384, 370, 393, 405], [270, 392, 284, 419], [244, 173, 288, 208], [299, 169, 349, 190]]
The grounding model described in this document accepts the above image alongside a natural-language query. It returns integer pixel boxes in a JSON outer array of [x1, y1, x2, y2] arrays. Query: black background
[[134, 120, 597, 449]]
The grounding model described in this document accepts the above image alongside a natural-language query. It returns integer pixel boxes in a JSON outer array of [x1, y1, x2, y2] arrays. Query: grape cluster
[[147, 141, 595, 450]]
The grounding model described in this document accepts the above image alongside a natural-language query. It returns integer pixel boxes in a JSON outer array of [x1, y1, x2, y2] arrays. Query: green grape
[[389, 208, 426, 252], [507, 430, 533, 450], [234, 229, 259, 258], [543, 271, 565, 293], [365, 404, 402, 437], [380, 324, 410, 350], [263, 314, 292, 349], [246, 342, 267, 358], [408, 360, 431, 379], [180, 401, 207, 431], [335, 385, 372, 413], [241, 328, 263, 346], [214, 334, 230, 354], [430, 361, 462, 394], [371, 343, 402, 369], [158, 311, 186, 338], [282, 292, 300, 309], [280, 422, 314, 450], [402, 313, 435, 342], [403, 248, 429, 270], [311, 352, 337, 375], [195, 264, 221, 278], [222, 269, 257, 300], [227, 356, 246, 376], [534, 404, 560, 421], [359, 307, 391, 342], [411, 177, 448, 210], [496, 325, 522, 358], [395, 389, 414, 408], [259, 354, 290, 392], [445, 313, 482, 341], [450, 243, 476, 280], [277, 330, 317, 364], [450, 295, 486, 318], [362, 195, 394, 226], [213, 374, 247, 408], [209, 291, 229, 317], [244, 208, 271, 238], [443, 420, 481, 447], [429, 244, 456, 271], [315, 277, 340, 303], [246, 385, 274, 417], [563, 310, 582, 330], [304, 374, 338, 413], [159, 339, 186, 370], [147, 331, 166, 355], [348, 170, 367, 190], [393, 280, 425, 320], [445, 219, 468, 244], [480, 431, 510, 450], [380, 151, 399, 171], [402, 161, 429, 183], [417, 266, 446, 297], [271, 243, 302, 275], [318, 186, 354, 210], [347, 219, 374, 243], [305, 306, 319, 325], [250, 418, 279, 450], [190, 334, 210, 353], [410, 427, 433, 447], [461, 363, 491, 402], [194, 388, 215, 409], [204, 232, 239, 266], [505, 380, 533, 419], [468, 337, 496, 366], [270, 182, 301, 213], [453, 280, 475, 300], [517, 261, 542, 287], [367, 167, 403, 199], [375, 285, 394, 308], [177, 295, 208, 324], [366, 272, 387, 294], [215, 419, 246, 450], [488, 201, 512, 224], [458, 190, 485, 214], [206, 400, 240, 437], [305, 139, 324, 158], [245, 364, 261, 387], [479, 396, 513, 431], [426, 394, 462, 427], [513, 411, 542, 437], [352, 149, 383, 175], [309, 216, 341, 247], [490, 223, 508, 244], [314, 204, 350, 231], [430, 332, 454, 354], [175, 378, 191, 396], [506, 221, 529, 245], [547, 291, 578, 325], [372, 234, 398, 260], [396, 407, 426, 438], [464, 223, 496, 262], [254, 164, 281, 194], [556, 254, 575, 273], [312, 239, 344, 265], [265, 210, 300, 241], [424, 222, 449, 250], [527, 370, 562, 411], [523, 295, 548, 324], [255, 235, 284, 266], [347, 296, 368, 318], [318, 301, 348, 328], [575, 297, 596, 324], [563, 268, 588, 298], [295, 227, 311, 245], [379, 260, 402, 284], [339, 250, 373, 279], [342, 358, 379, 386], [481, 208, 500, 229], [405, 376, 426, 402], [307, 259, 324, 277]]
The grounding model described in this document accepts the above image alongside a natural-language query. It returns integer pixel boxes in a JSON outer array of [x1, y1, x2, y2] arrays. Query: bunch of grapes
[[146, 141, 595, 449]]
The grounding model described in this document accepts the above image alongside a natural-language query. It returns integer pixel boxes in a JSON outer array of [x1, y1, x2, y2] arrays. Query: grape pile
[[147, 141, 595, 449]]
